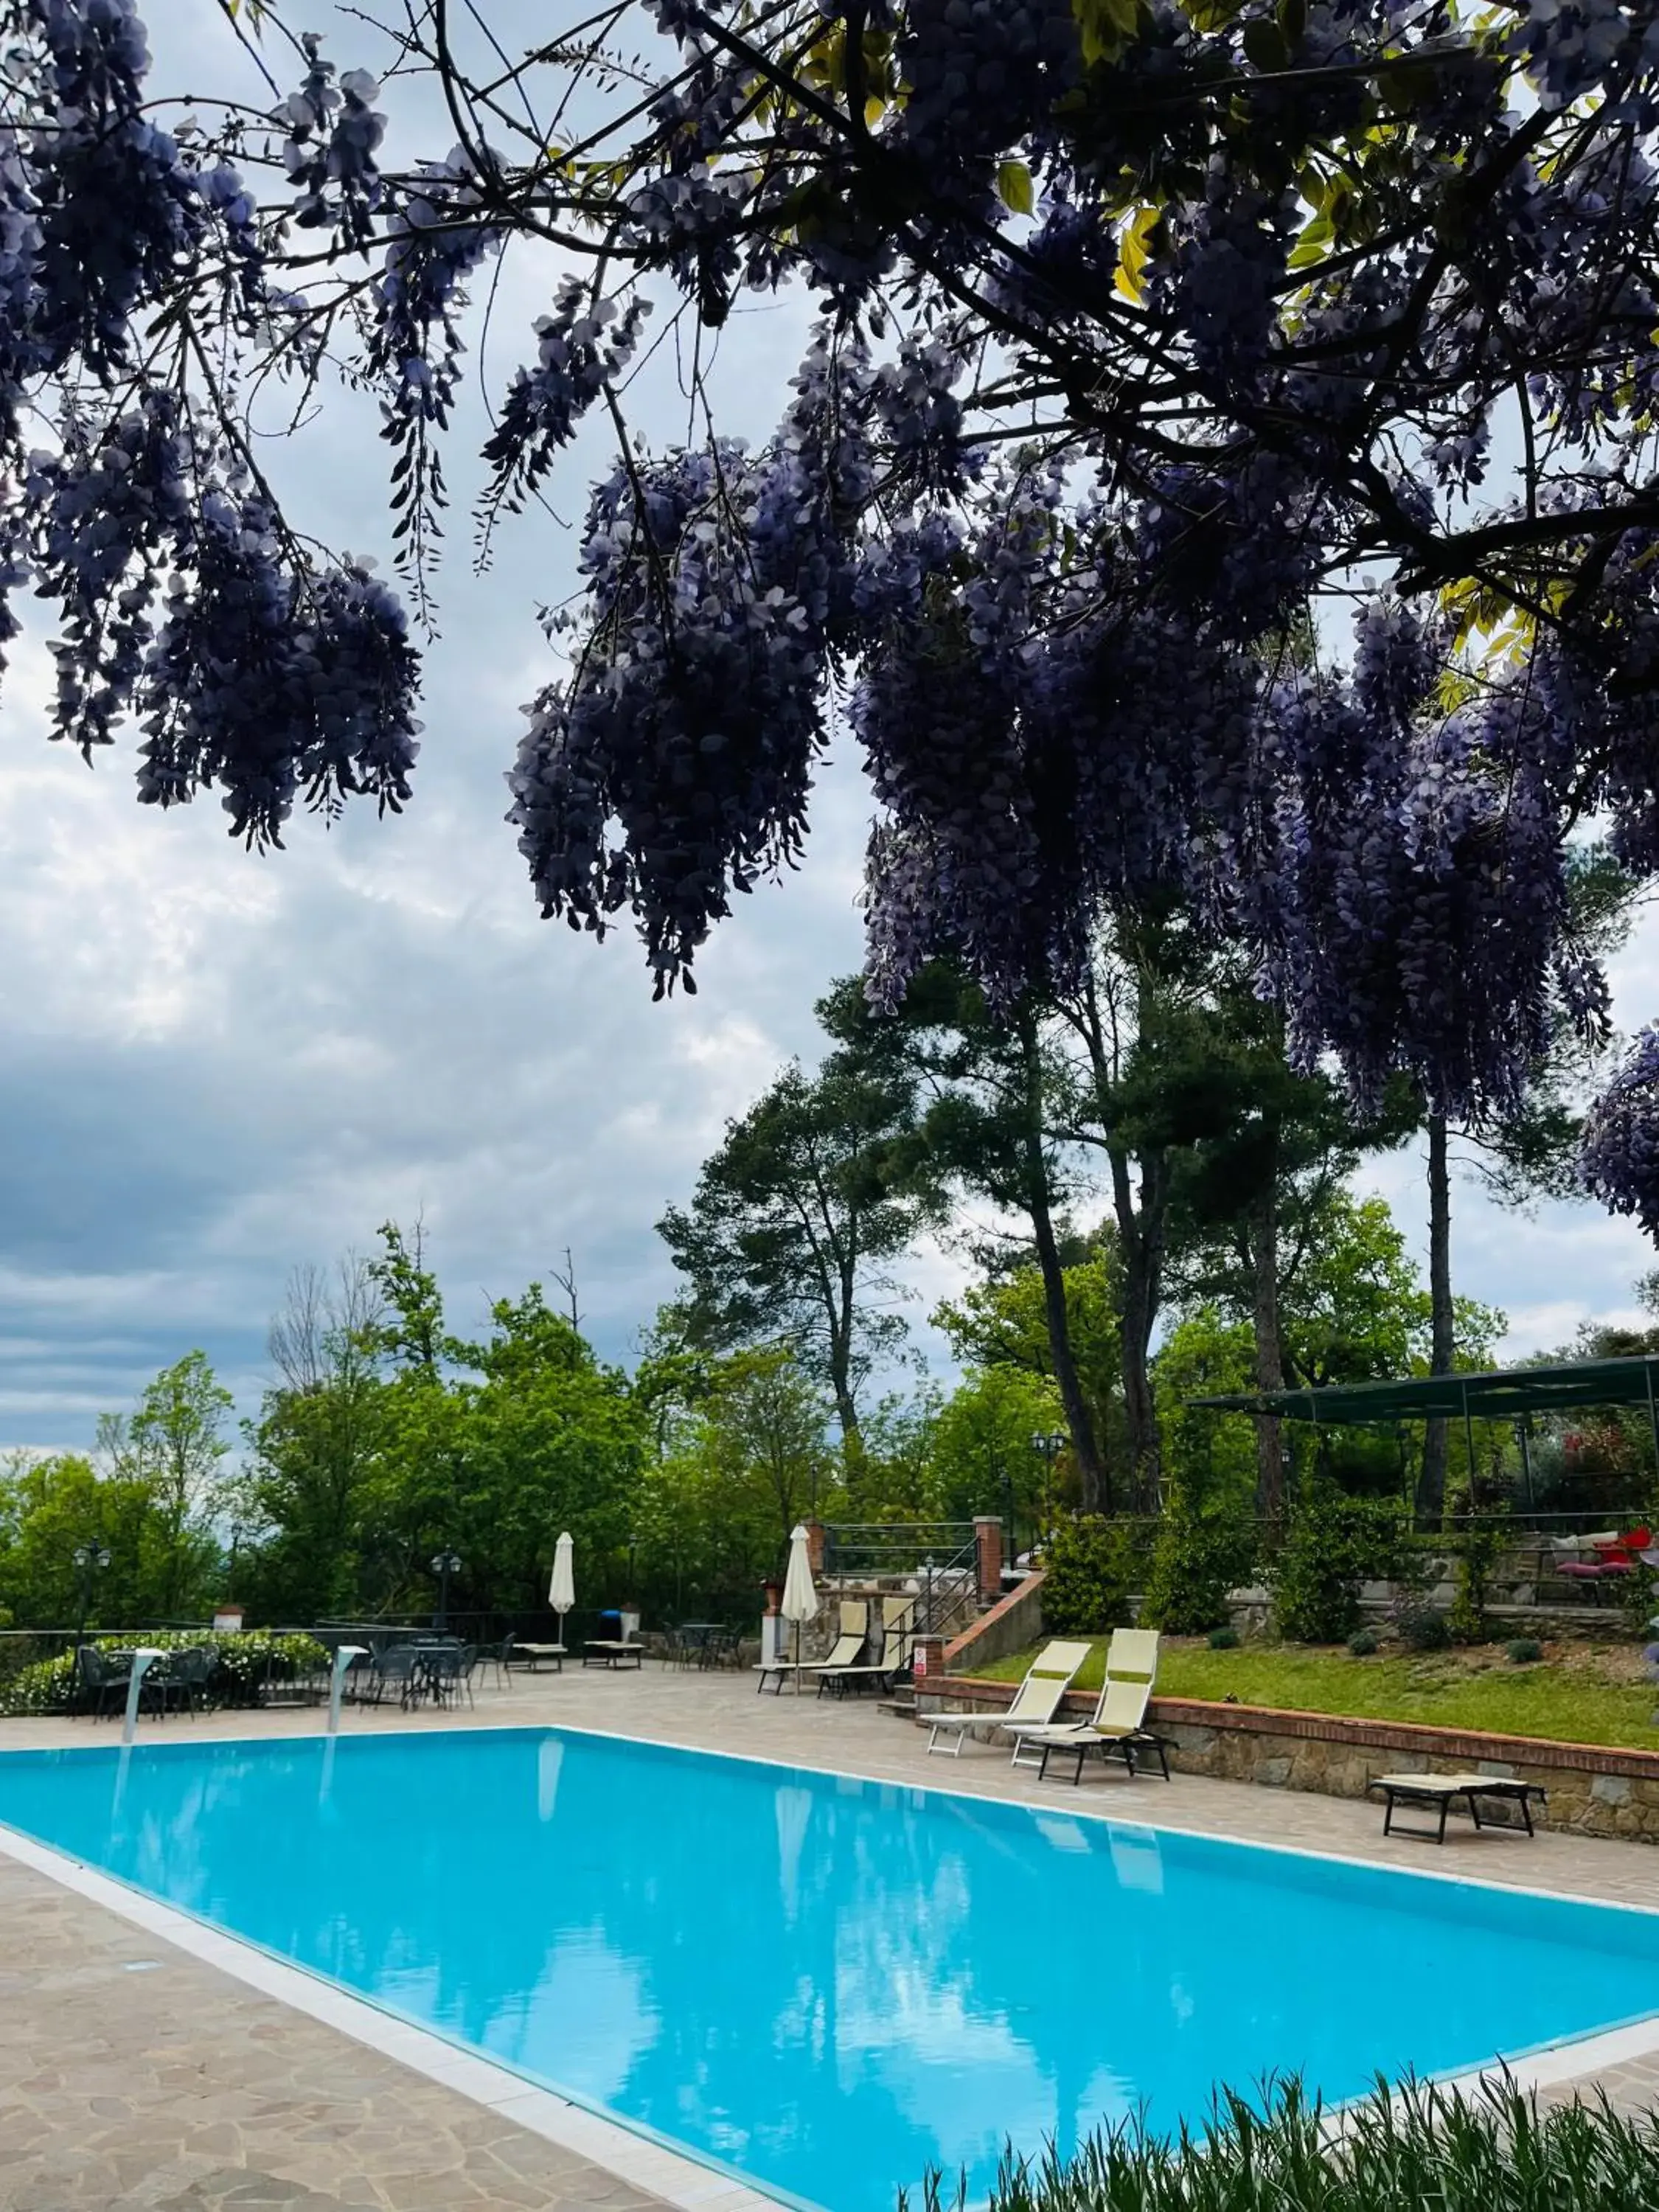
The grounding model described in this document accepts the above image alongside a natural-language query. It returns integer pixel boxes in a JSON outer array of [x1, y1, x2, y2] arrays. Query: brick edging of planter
[[932, 1674, 1659, 1780]]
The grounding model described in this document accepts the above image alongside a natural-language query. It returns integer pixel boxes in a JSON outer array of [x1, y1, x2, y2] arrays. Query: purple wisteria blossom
[[4, 0, 1659, 1209]]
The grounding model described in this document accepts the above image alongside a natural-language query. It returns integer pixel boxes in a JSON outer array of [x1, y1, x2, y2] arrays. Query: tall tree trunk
[[1420, 1110, 1455, 1522], [1028, 1156, 1110, 1513], [828, 1295, 863, 1460], [832, 1387, 862, 1453], [1252, 1124, 1285, 1524], [1110, 1146, 1166, 1514], [1017, 1014, 1109, 1512]]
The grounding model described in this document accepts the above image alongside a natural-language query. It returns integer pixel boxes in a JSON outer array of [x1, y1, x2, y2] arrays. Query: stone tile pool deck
[[3, 1669, 1658, 2211]]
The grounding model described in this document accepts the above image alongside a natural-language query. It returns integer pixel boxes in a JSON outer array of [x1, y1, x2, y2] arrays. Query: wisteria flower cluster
[[279, 37, 386, 248], [136, 495, 419, 846], [0, 0, 420, 841], [481, 282, 652, 516], [1265, 604, 1581, 1127], [1581, 1028, 1659, 1238], [507, 438, 830, 998]]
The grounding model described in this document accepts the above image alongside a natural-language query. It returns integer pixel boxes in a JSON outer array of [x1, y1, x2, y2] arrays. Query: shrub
[[1206, 1624, 1240, 1649], [1140, 1486, 1256, 1635], [1039, 1517, 1136, 1635], [1395, 1601, 1453, 1652], [905, 2075, 1659, 2212], [0, 1630, 328, 1717], [1622, 1554, 1659, 1639], [1506, 1637, 1543, 1665], [1445, 1484, 1507, 1644], [1348, 1627, 1380, 1657], [1270, 1492, 1414, 1643]]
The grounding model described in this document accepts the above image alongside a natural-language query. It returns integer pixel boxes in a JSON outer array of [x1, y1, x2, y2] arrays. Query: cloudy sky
[[0, 1, 1653, 1452]]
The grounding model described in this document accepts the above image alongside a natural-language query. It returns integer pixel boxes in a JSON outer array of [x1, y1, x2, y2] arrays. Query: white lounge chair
[[1018, 1629, 1170, 1784], [927, 1638, 1091, 1758], [757, 1599, 869, 1695], [815, 1597, 917, 1698]]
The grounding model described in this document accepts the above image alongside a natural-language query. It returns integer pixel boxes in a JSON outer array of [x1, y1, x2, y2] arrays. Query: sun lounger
[[880, 1598, 917, 1682], [1368, 1772, 1548, 1843], [757, 1600, 869, 1694], [581, 1639, 644, 1669], [811, 1599, 884, 1696], [926, 1638, 1092, 1757], [1018, 1630, 1170, 1784], [815, 1597, 918, 1698]]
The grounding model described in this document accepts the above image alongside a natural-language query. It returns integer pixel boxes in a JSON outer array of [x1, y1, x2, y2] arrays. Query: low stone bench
[[1368, 1772, 1548, 1844]]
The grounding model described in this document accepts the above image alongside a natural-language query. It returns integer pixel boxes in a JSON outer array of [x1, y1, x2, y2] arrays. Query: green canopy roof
[[1189, 1355, 1659, 1427]]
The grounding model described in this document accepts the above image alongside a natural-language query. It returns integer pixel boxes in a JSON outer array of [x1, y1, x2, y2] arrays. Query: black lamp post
[[431, 1551, 462, 1634], [1001, 1463, 1016, 1574], [72, 1542, 111, 1660], [1030, 1430, 1066, 1545]]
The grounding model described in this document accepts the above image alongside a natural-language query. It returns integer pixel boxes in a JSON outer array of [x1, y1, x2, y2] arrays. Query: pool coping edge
[[0, 1817, 795, 2212]]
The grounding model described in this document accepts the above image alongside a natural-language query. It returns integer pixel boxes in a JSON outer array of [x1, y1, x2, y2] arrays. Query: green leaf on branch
[[1074, 0, 1141, 66], [1114, 206, 1160, 302], [1242, 18, 1290, 71], [996, 160, 1035, 217]]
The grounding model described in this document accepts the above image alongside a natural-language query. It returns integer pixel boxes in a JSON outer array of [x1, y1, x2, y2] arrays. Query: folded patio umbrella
[[549, 1531, 575, 1650], [782, 1524, 819, 1697]]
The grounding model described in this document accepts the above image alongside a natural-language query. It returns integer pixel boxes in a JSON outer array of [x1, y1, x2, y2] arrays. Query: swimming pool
[[1, 1727, 1656, 2211]]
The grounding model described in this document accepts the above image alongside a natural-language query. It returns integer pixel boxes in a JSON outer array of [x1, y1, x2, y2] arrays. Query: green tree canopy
[[0, 1451, 201, 1629], [928, 1367, 1065, 1553], [660, 995, 945, 1448], [243, 1258, 387, 1624], [101, 1351, 234, 1617]]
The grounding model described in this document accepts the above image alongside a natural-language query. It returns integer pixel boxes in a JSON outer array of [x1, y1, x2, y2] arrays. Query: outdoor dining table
[[673, 1622, 735, 1669], [396, 1639, 466, 1705]]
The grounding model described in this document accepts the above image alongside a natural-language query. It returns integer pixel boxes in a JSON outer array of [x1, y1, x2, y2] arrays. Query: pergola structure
[[1189, 1355, 1659, 1506]]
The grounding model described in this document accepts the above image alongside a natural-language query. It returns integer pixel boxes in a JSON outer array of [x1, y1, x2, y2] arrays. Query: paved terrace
[[3, 1669, 1659, 2212]]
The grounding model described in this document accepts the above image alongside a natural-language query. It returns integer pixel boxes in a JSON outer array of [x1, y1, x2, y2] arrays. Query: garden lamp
[[1030, 1431, 1066, 1543], [431, 1550, 462, 1634], [72, 1542, 111, 1659]]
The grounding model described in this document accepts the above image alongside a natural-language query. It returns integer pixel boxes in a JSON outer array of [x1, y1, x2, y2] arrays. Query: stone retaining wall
[[944, 1570, 1045, 1670], [923, 1675, 1659, 1842]]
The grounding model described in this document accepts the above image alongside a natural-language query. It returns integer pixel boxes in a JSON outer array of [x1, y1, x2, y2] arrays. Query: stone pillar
[[759, 1580, 785, 1666], [912, 1633, 945, 1690], [973, 1516, 1004, 1603]]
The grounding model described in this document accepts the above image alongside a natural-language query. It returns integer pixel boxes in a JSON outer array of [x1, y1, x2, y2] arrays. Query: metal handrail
[[822, 1522, 978, 1576]]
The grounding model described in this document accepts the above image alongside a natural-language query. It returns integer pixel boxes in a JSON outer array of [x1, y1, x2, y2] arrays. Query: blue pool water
[[2, 1728, 1658, 2211]]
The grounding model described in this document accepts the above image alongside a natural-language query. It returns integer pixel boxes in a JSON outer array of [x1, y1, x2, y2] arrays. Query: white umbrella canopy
[[782, 1525, 818, 1625], [781, 1524, 818, 1695], [549, 1531, 576, 1616]]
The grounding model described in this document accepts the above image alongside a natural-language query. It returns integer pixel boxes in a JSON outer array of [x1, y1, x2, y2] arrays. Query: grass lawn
[[970, 1636, 1659, 1750]]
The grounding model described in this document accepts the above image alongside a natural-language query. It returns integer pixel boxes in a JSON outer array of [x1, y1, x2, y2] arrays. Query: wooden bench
[[1367, 1772, 1547, 1843]]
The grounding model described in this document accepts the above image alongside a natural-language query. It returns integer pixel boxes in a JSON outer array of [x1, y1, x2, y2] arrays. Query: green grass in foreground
[[970, 1635, 1659, 1749], [905, 2078, 1659, 2212]]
